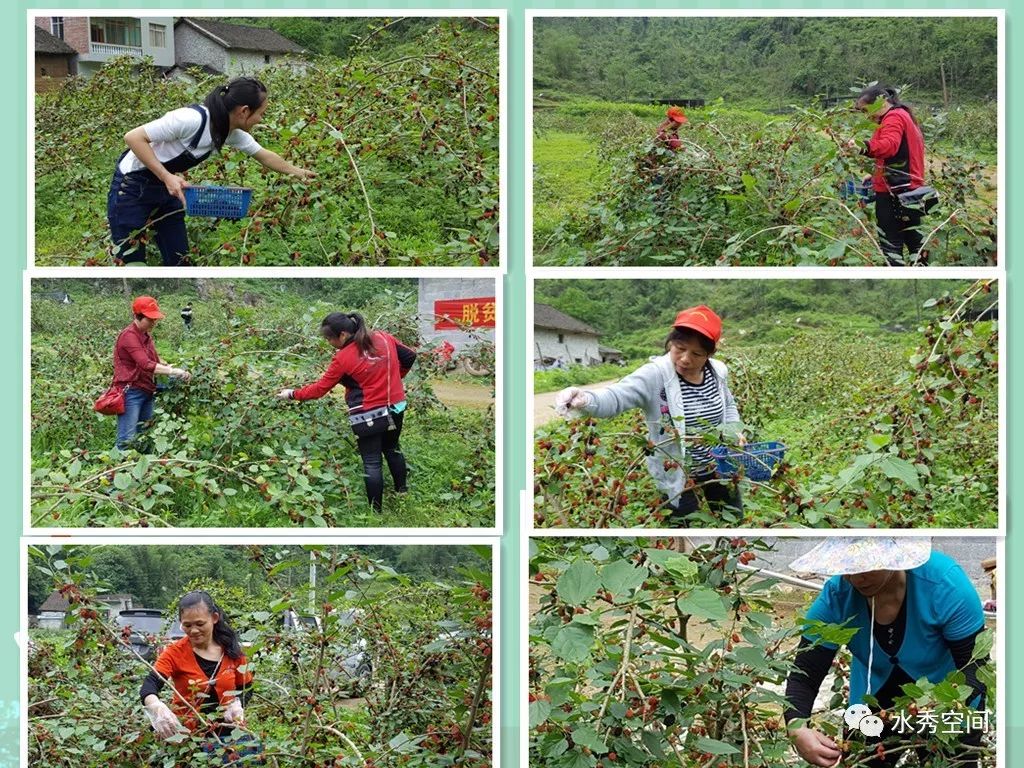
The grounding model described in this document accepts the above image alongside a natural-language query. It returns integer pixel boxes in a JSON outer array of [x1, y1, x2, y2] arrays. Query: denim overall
[[107, 105, 210, 266]]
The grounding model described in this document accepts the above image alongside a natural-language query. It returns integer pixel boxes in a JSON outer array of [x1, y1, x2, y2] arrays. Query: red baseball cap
[[132, 296, 164, 320], [666, 106, 688, 125], [673, 305, 721, 345]]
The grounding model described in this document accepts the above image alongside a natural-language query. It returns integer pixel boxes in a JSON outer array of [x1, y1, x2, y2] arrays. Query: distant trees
[[534, 17, 998, 106]]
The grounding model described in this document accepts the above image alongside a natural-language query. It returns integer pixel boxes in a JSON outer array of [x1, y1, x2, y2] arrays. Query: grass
[[534, 362, 633, 394], [532, 130, 609, 239]]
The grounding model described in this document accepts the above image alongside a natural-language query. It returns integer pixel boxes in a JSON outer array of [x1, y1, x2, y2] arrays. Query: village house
[[172, 18, 306, 78], [33, 25, 77, 91], [35, 16, 175, 78], [36, 591, 137, 630], [533, 304, 602, 368]]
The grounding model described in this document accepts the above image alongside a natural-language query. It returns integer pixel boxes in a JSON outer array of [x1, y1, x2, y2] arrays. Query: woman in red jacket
[[140, 591, 263, 764], [276, 312, 417, 512], [849, 85, 929, 265]]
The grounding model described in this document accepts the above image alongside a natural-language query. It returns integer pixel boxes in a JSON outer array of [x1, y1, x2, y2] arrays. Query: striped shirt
[[678, 367, 724, 468]]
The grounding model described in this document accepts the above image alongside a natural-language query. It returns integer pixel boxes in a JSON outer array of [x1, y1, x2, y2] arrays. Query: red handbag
[[93, 384, 127, 416]]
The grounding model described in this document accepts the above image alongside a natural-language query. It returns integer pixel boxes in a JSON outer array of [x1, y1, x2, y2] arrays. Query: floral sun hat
[[789, 537, 931, 576]]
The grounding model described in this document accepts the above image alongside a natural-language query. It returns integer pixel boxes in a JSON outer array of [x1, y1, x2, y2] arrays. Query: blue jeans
[[200, 731, 265, 765], [107, 170, 189, 266], [115, 387, 155, 450]]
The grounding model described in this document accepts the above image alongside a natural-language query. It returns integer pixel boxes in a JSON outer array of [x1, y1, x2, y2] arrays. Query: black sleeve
[[784, 637, 839, 723], [947, 629, 987, 706], [396, 343, 417, 373], [139, 669, 166, 705], [237, 680, 252, 708]]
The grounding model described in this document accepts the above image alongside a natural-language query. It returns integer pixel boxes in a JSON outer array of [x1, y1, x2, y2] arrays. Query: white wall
[[418, 278, 496, 353], [534, 328, 600, 366], [175, 25, 306, 76], [37, 612, 65, 630]]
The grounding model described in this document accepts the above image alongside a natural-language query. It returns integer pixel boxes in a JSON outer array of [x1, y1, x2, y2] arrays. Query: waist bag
[[896, 185, 939, 214], [349, 405, 397, 437]]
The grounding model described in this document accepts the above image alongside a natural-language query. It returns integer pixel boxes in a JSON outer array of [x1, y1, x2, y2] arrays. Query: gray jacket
[[580, 354, 740, 500]]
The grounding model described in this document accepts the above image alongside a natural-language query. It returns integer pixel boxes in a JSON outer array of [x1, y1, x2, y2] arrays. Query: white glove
[[276, 388, 295, 400], [554, 387, 593, 417], [145, 699, 185, 740], [174, 368, 192, 382], [223, 699, 246, 726]]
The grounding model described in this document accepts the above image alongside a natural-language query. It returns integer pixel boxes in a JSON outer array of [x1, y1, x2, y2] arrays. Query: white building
[[534, 304, 601, 368], [36, 591, 136, 630], [418, 278, 496, 353], [173, 18, 306, 77]]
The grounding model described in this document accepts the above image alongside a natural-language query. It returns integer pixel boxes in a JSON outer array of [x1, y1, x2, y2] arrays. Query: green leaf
[[694, 736, 740, 755], [113, 472, 131, 490], [866, 433, 891, 451], [970, 629, 994, 662], [539, 736, 569, 758], [551, 624, 594, 663], [878, 456, 921, 492], [732, 644, 771, 670], [676, 585, 729, 621], [644, 549, 698, 580], [571, 725, 608, 754], [556, 560, 599, 606], [640, 730, 666, 758], [600, 560, 648, 601], [529, 699, 553, 728], [557, 750, 597, 768]]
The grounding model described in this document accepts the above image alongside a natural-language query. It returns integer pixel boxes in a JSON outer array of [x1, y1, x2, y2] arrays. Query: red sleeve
[[292, 350, 347, 401], [866, 115, 904, 159], [119, 333, 158, 373], [153, 643, 180, 679]]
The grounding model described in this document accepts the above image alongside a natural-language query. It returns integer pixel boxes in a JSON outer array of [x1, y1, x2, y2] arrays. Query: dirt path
[[533, 380, 621, 428], [928, 154, 997, 206], [431, 379, 493, 411]]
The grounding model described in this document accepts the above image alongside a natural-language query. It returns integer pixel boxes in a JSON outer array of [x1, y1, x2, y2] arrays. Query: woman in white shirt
[[107, 76, 315, 265]]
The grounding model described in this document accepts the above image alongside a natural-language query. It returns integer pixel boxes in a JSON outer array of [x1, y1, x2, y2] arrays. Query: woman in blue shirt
[[783, 538, 988, 767]]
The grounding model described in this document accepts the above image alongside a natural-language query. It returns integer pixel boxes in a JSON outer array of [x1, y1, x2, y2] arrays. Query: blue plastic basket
[[711, 441, 786, 482], [839, 178, 873, 202], [183, 185, 253, 219]]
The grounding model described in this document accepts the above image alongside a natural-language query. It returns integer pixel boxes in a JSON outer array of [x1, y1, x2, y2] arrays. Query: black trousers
[[875, 193, 924, 264], [355, 411, 407, 511], [671, 471, 742, 525]]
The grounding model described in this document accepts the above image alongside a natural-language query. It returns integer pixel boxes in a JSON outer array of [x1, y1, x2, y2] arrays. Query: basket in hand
[[710, 441, 786, 482], [183, 185, 253, 219]]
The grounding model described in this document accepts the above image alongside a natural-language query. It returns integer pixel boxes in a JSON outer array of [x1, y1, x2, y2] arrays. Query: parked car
[[283, 609, 372, 694], [115, 609, 184, 661]]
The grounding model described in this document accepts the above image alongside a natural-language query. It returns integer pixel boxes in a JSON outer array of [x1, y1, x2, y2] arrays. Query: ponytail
[[320, 312, 380, 357], [202, 76, 268, 151], [178, 590, 243, 659], [856, 83, 918, 125]]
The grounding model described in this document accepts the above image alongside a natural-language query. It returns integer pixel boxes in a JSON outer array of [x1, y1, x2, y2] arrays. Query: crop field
[[532, 102, 997, 267], [528, 537, 996, 768], [28, 544, 493, 768], [35, 19, 499, 267], [533, 280, 998, 529], [30, 280, 496, 528]]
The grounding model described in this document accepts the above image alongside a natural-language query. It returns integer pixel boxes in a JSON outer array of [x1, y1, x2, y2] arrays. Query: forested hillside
[[534, 17, 997, 107]]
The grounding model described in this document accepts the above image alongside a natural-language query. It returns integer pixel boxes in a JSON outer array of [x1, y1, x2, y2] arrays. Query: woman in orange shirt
[[140, 591, 262, 764]]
